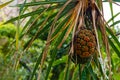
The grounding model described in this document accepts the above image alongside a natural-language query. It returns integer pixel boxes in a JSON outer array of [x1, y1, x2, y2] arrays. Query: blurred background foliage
[[0, 0, 120, 80]]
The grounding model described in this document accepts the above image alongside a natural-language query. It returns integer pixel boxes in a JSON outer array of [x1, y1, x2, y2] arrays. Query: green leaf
[[20, 16, 33, 34], [72, 66, 79, 80], [106, 27, 120, 48], [109, 1, 114, 24], [4, 9, 44, 24], [107, 12, 120, 24], [19, 0, 27, 14], [58, 69, 65, 80], [108, 37, 120, 57], [17, 1, 66, 7], [110, 20, 120, 27], [94, 57, 104, 78], [30, 50, 44, 80], [86, 65, 97, 80], [23, 10, 58, 49], [45, 23, 69, 80], [0, 0, 13, 9], [53, 55, 67, 66], [23, 19, 51, 49], [4, 4, 62, 24], [45, 48, 58, 80], [64, 58, 70, 80], [81, 68, 87, 80]]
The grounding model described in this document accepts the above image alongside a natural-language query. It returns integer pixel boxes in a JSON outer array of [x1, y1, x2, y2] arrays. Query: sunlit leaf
[[53, 55, 67, 66]]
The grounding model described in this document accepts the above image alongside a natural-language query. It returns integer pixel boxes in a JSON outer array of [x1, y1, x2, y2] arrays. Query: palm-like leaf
[[4, 0, 120, 80]]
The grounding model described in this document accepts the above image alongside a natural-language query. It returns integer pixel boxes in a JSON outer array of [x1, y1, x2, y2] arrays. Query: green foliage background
[[0, 0, 120, 80]]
